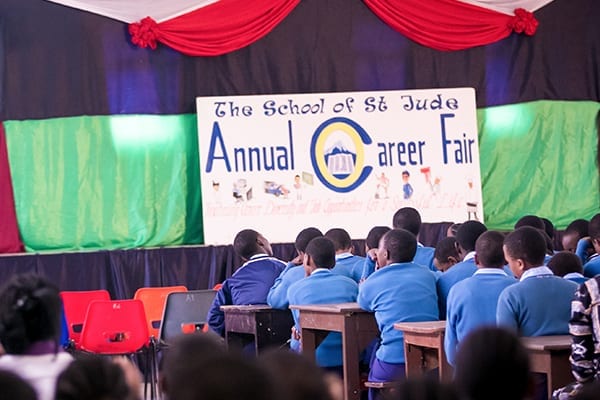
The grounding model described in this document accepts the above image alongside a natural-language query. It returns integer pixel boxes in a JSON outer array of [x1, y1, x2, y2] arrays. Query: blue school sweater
[[444, 268, 516, 365], [332, 253, 365, 283], [360, 255, 377, 281], [207, 254, 286, 336], [496, 266, 578, 336], [414, 244, 437, 272], [267, 262, 306, 309], [358, 262, 438, 364], [288, 269, 358, 367], [583, 256, 600, 278], [436, 256, 477, 319]]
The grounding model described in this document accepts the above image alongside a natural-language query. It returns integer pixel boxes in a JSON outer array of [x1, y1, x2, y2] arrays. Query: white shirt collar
[[310, 268, 330, 275], [249, 253, 269, 260], [521, 266, 553, 281], [563, 272, 585, 280], [336, 252, 353, 261], [463, 251, 476, 261], [474, 268, 508, 276]]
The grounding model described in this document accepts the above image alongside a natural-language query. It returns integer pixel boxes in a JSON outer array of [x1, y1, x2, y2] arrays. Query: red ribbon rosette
[[129, 17, 159, 50], [509, 8, 539, 36]]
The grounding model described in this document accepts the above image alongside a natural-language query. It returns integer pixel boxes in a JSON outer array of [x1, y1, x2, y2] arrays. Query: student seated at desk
[[444, 231, 516, 366], [497, 226, 578, 400], [358, 229, 438, 400], [288, 237, 359, 372], [207, 229, 286, 336], [360, 226, 391, 281], [325, 228, 364, 283], [392, 207, 436, 272], [548, 251, 587, 285], [575, 214, 600, 278], [433, 237, 460, 273], [562, 219, 589, 254]]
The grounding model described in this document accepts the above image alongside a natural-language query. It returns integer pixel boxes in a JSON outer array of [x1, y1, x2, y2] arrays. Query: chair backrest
[[60, 289, 111, 347], [79, 299, 149, 354], [159, 290, 217, 343], [133, 285, 188, 339]]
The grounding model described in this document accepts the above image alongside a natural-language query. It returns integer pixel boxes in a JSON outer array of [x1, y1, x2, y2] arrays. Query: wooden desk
[[521, 335, 572, 397], [220, 305, 294, 354], [289, 303, 378, 400], [393, 320, 452, 381]]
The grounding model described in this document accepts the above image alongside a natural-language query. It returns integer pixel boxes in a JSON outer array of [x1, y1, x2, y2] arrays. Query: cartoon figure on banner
[[263, 181, 289, 198], [211, 181, 223, 203], [402, 170, 413, 200], [374, 172, 389, 199], [420, 167, 441, 196], [233, 178, 252, 202], [293, 174, 303, 200], [466, 178, 479, 221]]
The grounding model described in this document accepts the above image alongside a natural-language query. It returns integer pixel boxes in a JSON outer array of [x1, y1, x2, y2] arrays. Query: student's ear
[[474, 253, 480, 266], [448, 256, 458, 265]]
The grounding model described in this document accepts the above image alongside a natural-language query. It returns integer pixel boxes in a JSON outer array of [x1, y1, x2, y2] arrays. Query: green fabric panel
[[478, 100, 600, 230], [4, 115, 202, 251]]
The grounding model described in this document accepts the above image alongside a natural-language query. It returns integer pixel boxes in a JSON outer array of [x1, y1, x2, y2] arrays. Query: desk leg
[[342, 318, 361, 400], [301, 329, 317, 363], [437, 335, 453, 381], [403, 342, 423, 379], [548, 352, 573, 397]]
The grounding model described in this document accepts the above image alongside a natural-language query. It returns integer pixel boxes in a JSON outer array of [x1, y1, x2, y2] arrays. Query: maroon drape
[[363, 0, 538, 51], [0, 123, 24, 253], [129, 0, 300, 56]]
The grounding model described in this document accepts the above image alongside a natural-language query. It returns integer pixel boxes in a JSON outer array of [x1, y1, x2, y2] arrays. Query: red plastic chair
[[60, 289, 110, 349], [133, 286, 187, 340]]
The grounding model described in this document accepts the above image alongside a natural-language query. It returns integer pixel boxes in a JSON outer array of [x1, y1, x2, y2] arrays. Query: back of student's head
[[433, 237, 459, 272], [0, 370, 37, 400], [446, 223, 461, 238], [381, 229, 417, 264], [562, 218, 590, 252], [233, 229, 261, 259], [55, 355, 137, 400], [0, 273, 61, 354], [589, 213, 600, 240], [392, 207, 422, 236], [547, 251, 583, 277], [456, 221, 487, 253], [389, 378, 460, 400], [365, 226, 391, 250], [305, 237, 336, 269], [514, 215, 545, 230], [295, 227, 323, 254], [454, 326, 531, 400], [475, 231, 505, 268], [324, 228, 352, 252], [503, 226, 547, 266], [541, 218, 555, 240], [258, 349, 333, 400]]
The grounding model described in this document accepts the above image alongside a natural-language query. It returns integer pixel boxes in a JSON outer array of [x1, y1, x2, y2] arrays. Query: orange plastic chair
[[60, 289, 111, 349], [133, 286, 187, 340]]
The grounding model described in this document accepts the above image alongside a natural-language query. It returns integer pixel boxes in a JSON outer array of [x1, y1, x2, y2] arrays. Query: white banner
[[197, 88, 482, 245]]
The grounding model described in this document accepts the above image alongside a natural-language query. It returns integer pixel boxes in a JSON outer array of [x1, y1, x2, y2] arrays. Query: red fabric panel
[[129, 0, 300, 56], [0, 123, 24, 253], [362, 0, 538, 51]]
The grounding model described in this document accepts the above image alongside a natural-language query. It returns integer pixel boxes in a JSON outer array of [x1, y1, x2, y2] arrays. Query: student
[[548, 251, 586, 285], [0, 370, 37, 400], [207, 229, 286, 336], [0, 274, 73, 400], [454, 327, 532, 400], [444, 231, 516, 366], [55, 355, 141, 400], [575, 214, 600, 277], [392, 207, 436, 272], [288, 237, 359, 371], [433, 237, 460, 273], [360, 226, 391, 281], [325, 228, 364, 283], [446, 223, 461, 238], [268, 227, 323, 351], [497, 226, 578, 335], [562, 219, 589, 253], [514, 214, 554, 260], [552, 275, 600, 399], [436, 220, 488, 319], [358, 229, 438, 400]]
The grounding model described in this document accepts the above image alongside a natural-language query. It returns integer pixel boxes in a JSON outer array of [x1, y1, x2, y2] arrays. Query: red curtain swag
[[0, 123, 25, 253], [129, 0, 300, 56]]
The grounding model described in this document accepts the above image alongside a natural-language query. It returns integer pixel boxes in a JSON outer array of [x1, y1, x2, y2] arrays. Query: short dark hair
[[434, 237, 459, 263], [233, 229, 261, 260], [305, 237, 336, 269], [475, 231, 506, 268], [324, 228, 352, 251], [365, 226, 391, 250], [503, 226, 547, 266], [565, 219, 589, 237], [294, 227, 323, 253], [541, 218, 555, 240], [0, 274, 61, 354], [0, 370, 36, 400], [589, 213, 600, 240], [547, 251, 583, 277], [392, 207, 421, 235], [55, 355, 134, 400], [456, 221, 487, 253], [514, 215, 545, 230], [454, 327, 530, 400], [381, 229, 417, 263]]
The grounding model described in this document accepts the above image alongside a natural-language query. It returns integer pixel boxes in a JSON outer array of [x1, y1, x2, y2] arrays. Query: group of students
[[2, 209, 600, 400]]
